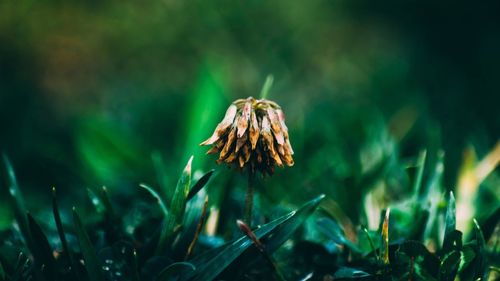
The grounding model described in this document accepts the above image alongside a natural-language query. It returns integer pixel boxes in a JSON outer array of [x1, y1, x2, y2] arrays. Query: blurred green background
[[0, 1, 498, 230]]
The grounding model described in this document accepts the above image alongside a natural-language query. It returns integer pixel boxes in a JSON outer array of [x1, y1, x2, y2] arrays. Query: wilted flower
[[201, 97, 294, 175]]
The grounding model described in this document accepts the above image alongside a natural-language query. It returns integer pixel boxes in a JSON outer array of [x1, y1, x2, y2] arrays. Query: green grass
[[0, 144, 498, 281]]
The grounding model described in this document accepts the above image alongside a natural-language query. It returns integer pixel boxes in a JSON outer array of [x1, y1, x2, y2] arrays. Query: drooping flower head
[[201, 97, 294, 175]]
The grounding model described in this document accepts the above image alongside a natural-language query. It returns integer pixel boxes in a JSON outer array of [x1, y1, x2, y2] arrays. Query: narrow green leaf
[[381, 208, 390, 264], [152, 151, 172, 203], [157, 156, 193, 252], [27, 213, 56, 279], [72, 207, 104, 281], [187, 170, 214, 201], [186, 194, 325, 281], [52, 187, 76, 271], [444, 191, 456, 238], [413, 150, 427, 199], [1, 155, 31, 250], [139, 183, 169, 217], [156, 262, 196, 281], [259, 74, 274, 100], [132, 250, 140, 281], [87, 187, 105, 213], [0, 261, 5, 281], [400, 240, 440, 277], [333, 267, 371, 279], [442, 191, 458, 254], [100, 186, 116, 218], [472, 219, 485, 280], [439, 251, 460, 281], [425, 150, 444, 198], [170, 156, 193, 224], [479, 206, 499, 243], [362, 227, 379, 261], [316, 217, 361, 253]]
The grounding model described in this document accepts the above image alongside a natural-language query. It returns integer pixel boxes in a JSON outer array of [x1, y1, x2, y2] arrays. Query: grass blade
[[413, 150, 427, 199], [72, 207, 104, 281], [187, 169, 214, 201], [157, 156, 193, 253], [1, 155, 32, 251], [381, 208, 390, 265], [27, 213, 56, 280], [157, 262, 196, 281], [186, 194, 325, 281], [139, 183, 169, 217]]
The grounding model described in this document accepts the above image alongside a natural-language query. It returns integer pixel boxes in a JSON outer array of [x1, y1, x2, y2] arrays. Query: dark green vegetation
[[1, 0, 499, 280], [0, 146, 499, 280]]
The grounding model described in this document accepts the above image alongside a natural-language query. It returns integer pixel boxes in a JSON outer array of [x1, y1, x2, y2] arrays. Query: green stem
[[259, 74, 274, 100], [244, 171, 255, 226]]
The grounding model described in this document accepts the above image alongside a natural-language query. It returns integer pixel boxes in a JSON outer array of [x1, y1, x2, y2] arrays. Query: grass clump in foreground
[[0, 96, 499, 280]]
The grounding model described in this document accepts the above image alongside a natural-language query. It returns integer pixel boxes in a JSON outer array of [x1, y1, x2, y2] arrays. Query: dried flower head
[[201, 97, 294, 175]]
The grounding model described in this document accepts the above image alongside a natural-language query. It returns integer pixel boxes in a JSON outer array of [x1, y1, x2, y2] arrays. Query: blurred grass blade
[[73, 207, 104, 281], [170, 156, 193, 223], [157, 262, 196, 281], [444, 191, 456, 237], [152, 151, 172, 203], [425, 150, 444, 197], [479, 206, 499, 243], [27, 213, 56, 279], [0, 261, 4, 281], [472, 219, 485, 279], [439, 251, 460, 281], [362, 228, 379, 261], [187, 194, 325, 281], [333, 267, 371, 279], [259, 74, 274, 99], [87, 187, 106, 213], [236, 219, 287, 281], [1, 154, 32, 250], [316, 217, 361, 253], [100, 186, 116, 218], [381, 208, 390, 265], [187, 169, 214, 201], [442, 191, 457, 253], [185, 195, 209, 260], [413, 150, 427, 199], [52, 187, 76, 270], [132, 250, 140, 281], [157, 156, 193, 253], [139, 183, 169, 217]]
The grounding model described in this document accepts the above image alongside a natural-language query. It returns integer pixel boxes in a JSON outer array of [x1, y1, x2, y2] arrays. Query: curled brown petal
[[219, 127, 236, 159], [200, 104, 237, 146], [249, 110, 260, 149], [267, 108, 284, 145], [237, 101, 251, 138]]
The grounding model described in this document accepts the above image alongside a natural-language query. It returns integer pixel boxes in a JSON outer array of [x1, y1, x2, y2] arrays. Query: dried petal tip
[[201, 96, 294, 176]]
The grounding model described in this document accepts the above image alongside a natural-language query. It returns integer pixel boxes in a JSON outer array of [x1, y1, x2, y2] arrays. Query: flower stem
[[244, 170, 255, 226]]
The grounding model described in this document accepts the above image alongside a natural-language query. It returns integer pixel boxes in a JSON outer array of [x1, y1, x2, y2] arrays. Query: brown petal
[[223, 150, 237, 164], [200, 104, 237, 146], [267, 108, 284, 145], [272, 149, 283, 167], [242, 145, 251, 163], [275, 109, 289, 139], [238, 155, 245, 168], [219, 127, 236, 159], [249, 110, 260, 149], [284, 137, 294, 155], [260, 116, 276, 157], [206, 145, 220, 154], [235, 131, 248, 153], [237, 101, 251, 138]]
